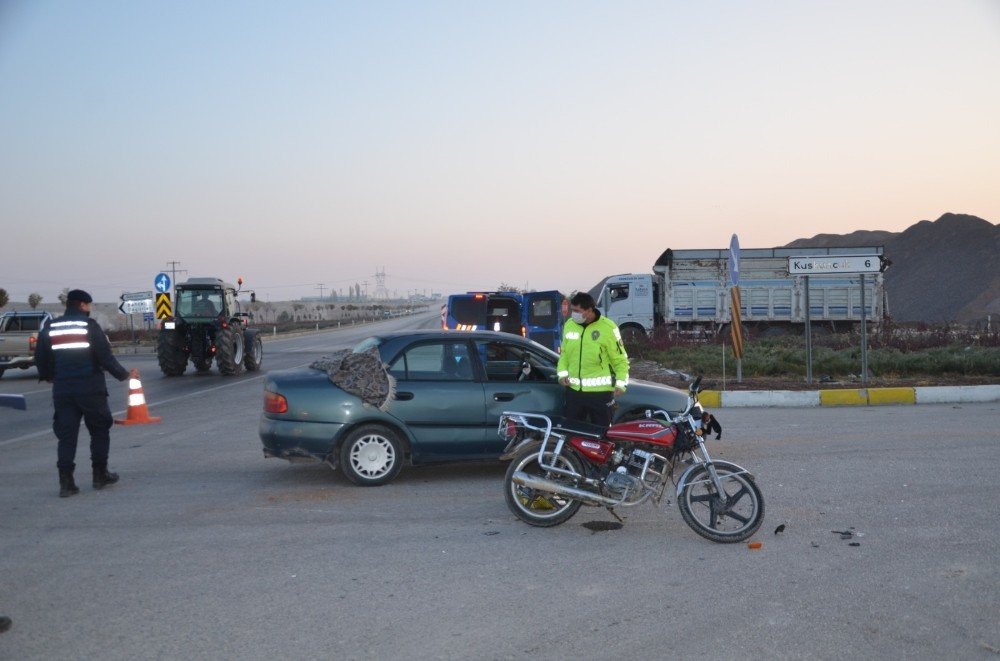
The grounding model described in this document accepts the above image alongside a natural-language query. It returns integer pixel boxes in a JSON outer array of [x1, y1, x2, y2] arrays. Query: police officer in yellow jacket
[[556, 292, 629, 426]]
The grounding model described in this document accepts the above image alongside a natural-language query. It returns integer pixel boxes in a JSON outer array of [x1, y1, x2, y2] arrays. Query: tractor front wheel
[[243, 331, 263, 372]]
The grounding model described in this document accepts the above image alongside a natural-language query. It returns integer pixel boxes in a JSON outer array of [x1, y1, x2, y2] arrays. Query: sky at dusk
[[2, 1, 998, 303]]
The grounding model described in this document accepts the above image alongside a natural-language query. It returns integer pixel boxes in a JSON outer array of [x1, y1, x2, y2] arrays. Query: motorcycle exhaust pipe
[[511, 471, 619, 507]]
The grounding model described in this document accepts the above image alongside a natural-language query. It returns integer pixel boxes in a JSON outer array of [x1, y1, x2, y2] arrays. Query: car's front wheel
[[339, 425, 404, 486]]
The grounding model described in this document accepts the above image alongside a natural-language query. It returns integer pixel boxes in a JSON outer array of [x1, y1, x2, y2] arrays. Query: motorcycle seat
[[549, 416, 607, 439]]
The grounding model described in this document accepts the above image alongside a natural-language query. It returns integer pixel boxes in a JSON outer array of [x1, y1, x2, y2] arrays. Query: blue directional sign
[[727, 234, 741, 287], [155, 273, 171, 293]]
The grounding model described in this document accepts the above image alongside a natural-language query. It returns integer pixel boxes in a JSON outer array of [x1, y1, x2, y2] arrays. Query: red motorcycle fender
[[675, 460, 755, 497]]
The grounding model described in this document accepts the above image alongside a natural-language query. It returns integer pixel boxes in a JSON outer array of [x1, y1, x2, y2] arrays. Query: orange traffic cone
[[114, 377, 162, 425]]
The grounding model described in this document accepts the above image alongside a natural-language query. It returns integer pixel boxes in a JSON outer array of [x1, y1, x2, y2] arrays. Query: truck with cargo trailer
[[595, 246, 888, 340]]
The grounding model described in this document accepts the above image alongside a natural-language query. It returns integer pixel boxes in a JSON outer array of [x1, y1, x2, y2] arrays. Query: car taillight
[[264, 391, 288, 414], [29, 336, 37, 350]]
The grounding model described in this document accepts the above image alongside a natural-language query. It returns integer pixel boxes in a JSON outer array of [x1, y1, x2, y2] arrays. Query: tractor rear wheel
[[216, 326, 245, 375], [156, 330, 187, 376]]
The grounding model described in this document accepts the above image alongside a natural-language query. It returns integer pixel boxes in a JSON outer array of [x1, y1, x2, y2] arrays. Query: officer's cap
[[66, 289, 93, 304]]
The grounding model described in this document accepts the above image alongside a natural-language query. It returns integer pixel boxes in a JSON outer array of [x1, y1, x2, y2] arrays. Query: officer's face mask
[[571, 311, 586, 324]]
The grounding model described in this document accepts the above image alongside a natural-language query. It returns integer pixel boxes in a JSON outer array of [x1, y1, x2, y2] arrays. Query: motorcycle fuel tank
[[605, 419, 679, 448], [569, 437, 616, 464]]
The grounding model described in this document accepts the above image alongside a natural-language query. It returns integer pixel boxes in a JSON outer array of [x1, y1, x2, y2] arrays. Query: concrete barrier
[[868, 387, 916, 405], [723, 390, 820, 408], [915, 385, 1000, 404], [706, 385, 998, 407], [819, 389, 868, 406], [699, 391, 722, 408]]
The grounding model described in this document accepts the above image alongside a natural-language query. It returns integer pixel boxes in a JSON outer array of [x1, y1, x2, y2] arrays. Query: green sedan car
[[259, 330, 688, 485]]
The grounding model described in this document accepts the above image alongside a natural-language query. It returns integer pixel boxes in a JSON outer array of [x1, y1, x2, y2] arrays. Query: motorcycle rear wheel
[[678, 464, 764, 543], [504, 444, 584, 527]]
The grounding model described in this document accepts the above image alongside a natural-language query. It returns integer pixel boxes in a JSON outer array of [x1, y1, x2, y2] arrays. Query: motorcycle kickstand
[[605, 507, 624, 524]]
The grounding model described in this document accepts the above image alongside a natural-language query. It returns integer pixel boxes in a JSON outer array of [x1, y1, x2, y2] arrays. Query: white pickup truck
[[0, 310, 52, 378]]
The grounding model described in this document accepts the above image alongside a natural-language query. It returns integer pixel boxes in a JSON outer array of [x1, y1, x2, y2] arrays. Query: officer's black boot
[[92, 464, 119, 490], [59, 469, 80, 498]]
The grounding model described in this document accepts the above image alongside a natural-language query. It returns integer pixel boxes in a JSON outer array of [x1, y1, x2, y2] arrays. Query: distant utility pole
[[373, 267, 389, 299], [316, 283, 326, 299], [165, 261, 187, 296], [362, 281, 369, 299]]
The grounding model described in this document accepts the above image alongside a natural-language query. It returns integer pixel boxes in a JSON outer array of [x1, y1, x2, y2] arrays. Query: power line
[[164, 261, 187, 294]]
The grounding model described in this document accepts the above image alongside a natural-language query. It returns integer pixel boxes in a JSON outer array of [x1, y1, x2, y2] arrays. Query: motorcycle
[[499, 376, 764, 543]]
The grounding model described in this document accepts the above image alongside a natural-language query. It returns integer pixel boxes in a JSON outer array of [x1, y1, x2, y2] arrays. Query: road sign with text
[[119, 291, 154, 314], [788, 255, 881, 275]]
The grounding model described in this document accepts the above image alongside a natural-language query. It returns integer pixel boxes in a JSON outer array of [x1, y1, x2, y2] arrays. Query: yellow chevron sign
[[156, 293, 172, 319]]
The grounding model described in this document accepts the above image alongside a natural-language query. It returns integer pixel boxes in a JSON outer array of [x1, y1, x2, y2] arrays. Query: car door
[[383, 339, 487, 462], [475, 338, 565, 455], [521, 290, 564, 351]]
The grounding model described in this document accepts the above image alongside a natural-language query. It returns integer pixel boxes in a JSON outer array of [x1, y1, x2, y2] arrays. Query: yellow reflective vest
[[556, 314, 629, 392]]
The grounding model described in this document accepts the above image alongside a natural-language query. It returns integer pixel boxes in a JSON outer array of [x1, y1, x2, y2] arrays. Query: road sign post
[[860, 274, 868, 385], [789, 254, 882, 386], [728, 235, 743, 384], [804, 275, 812, 384]]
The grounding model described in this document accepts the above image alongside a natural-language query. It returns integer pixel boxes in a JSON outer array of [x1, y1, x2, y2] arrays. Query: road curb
[[702, 385, 1000, 407]]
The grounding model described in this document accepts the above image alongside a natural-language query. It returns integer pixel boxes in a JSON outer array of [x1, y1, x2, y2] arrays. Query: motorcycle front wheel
[[504, 444, 584, 527], [678, 464, 764, 543]]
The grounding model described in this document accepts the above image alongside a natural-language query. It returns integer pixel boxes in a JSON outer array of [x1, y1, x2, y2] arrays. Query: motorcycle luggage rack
[[499, 412, 586, 482]]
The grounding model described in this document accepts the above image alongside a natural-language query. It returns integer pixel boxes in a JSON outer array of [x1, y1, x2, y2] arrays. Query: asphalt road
[[1, 314, 998, 660]]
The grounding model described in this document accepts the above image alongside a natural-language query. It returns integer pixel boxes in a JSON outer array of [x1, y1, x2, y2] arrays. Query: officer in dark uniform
[[34, 289, 138, 497]]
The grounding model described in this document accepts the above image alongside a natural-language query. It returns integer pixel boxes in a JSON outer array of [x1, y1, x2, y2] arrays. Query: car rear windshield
[[1, 315, 46, 331]]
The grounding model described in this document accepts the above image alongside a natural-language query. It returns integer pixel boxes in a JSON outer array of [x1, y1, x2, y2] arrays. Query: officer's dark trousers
[[564, 388, 614, 427], [53, 394, 113, 471]]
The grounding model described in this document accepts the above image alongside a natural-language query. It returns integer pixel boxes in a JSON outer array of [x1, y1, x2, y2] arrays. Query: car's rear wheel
[[339, 425, 404, 486]]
